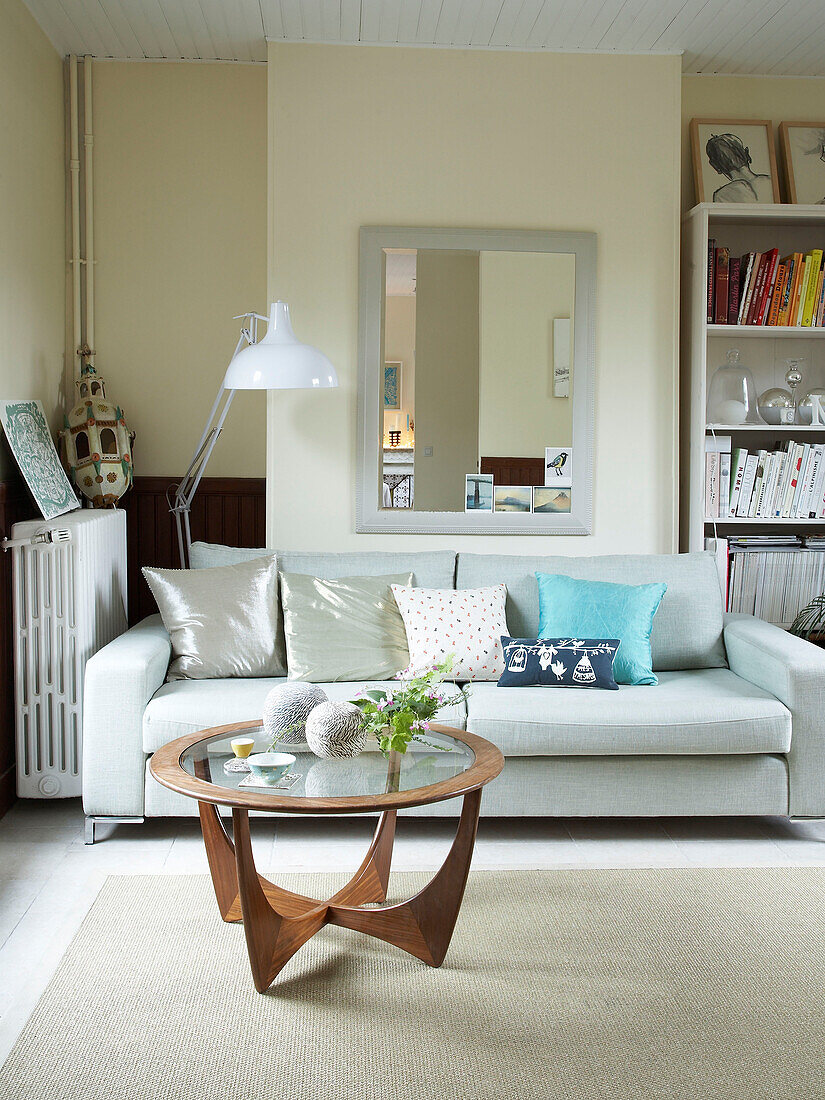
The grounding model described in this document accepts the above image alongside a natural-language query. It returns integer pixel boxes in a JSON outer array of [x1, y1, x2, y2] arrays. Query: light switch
[[423, 446, 433, 457]]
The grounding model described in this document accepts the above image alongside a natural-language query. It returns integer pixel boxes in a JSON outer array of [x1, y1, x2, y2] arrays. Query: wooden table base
[[198, 790, 482, 993]]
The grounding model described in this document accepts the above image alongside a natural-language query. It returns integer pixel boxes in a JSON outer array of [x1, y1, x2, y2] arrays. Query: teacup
[[230, 737, 255, 759], [247, 752, 295, 785]]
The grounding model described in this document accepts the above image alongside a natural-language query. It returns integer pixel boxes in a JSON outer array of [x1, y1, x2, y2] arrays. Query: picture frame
[[0, 399, 78, 520], [465, 473, 493, 512], [533, 486, 572, 514], [690, 119, 780, 204], [493, 485, 531, 513], [779, 123, 825, 204], [383, 362, 402, 410]]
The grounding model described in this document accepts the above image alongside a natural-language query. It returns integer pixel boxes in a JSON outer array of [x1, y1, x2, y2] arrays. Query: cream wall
[[0, 0, 64, 480], [682, 75, 825, 210], [92, 60, 267, 478], [478, 250, 575, 458], [267, 44, 680, 553]]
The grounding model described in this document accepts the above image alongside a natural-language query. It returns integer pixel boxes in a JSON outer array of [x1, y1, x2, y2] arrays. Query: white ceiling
[[21, 0, 825, 76]]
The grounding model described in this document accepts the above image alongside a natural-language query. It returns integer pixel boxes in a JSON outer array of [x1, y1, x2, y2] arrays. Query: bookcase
[[681, 203, 825, 553]]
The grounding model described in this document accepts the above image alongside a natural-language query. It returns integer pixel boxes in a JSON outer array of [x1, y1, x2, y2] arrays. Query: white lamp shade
[[222, 301, 338, 390]]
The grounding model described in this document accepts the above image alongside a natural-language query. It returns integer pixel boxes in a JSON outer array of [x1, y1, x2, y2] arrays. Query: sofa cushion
[[189, 542, 456, 589], [142, 677, 467, 754], [464, 669, 790, 757], [457, 552, 726, 671]]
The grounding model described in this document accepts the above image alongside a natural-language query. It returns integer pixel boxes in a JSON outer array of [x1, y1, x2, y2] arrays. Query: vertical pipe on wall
[[68, 56, 82, 369], [83, 59, 95, 364]]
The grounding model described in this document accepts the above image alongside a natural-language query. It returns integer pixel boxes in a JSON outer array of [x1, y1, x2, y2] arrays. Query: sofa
[[81, 543, 825, 840]]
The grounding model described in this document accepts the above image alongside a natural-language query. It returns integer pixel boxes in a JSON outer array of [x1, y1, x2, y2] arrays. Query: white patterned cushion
[[391, 584, 509, 681]]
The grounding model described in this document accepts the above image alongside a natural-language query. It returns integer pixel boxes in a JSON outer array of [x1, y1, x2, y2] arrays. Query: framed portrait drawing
[[779, 123, 825, 204], [690, 119, 780, 204], [383, 362, 402, 410]]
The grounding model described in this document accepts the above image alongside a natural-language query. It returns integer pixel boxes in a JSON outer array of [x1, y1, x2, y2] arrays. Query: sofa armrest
[[724, 613, 825, 816], [82, 614, 171, 817]]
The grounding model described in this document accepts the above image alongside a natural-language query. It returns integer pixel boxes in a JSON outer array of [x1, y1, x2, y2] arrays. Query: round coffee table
[[150, 721, 503, 992]]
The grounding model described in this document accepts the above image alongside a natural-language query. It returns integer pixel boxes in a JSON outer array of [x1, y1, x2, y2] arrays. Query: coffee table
[[150, 721, 503, 992]]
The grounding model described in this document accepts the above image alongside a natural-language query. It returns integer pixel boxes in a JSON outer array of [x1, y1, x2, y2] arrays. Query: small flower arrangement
[[351, 656, 456, 755]]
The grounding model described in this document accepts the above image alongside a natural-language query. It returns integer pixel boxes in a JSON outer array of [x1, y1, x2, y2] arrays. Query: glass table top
[[181, 726, 476, 802]]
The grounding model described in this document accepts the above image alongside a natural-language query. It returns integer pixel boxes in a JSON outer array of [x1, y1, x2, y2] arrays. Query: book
[[714, 248, 730, 324], [740, 252, 762, 325], [774, 444, 795, 516], [785, 253, 805, 326], [707, 239, 716, 324], [777, 254, 797, 325], [794, 254, 814, 326], [802, 250, 824, 326], [719, 451, 731, 518], [729, 447, 749, 515], [766, 262, 787, 326], [800, 444, 823, 518], [705, 451, 720, 519], [728, 257, 742, 325], [781, 443, 805, 518], [755, 248, 779, 325], [791, 443, 812, 516], [808, 445, 825, 517], [749, 449, 769, 517], [754, 451, 776, 517], [736, 454, 759, 517]]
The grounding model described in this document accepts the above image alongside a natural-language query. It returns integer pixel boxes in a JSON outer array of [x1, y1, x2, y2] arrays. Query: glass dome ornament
[[707, 348, 760, 426], [758, 387, 794, 425]]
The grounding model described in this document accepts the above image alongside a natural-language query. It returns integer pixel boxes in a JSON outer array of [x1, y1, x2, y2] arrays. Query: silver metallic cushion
[[280, 571, 412, 682], [142, 557, 281, 680]]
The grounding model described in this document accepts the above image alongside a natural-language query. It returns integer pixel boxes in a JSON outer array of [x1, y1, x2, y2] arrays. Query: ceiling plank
[[396, 0, 423, 41], [57, 0, 115, 54], [687, 0, 785, 73], [414, 0, 444, 43], [359, 0, 381, 38], [455, 0, 502, 46], [115, 0, 178, 56], [88, 0, 145, 55], [260, 0, 285, 39], [378, 0, 404, 42], [339, 0, 361, 38]]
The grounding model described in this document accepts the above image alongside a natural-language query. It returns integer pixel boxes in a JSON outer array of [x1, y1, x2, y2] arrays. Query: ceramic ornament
[[305, 701, 367, 759], [262, 682, 328, 744], [59, 360, 134, 507]]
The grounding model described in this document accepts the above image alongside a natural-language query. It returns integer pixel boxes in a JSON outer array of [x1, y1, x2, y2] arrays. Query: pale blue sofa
[[81, 544, 825, 840]]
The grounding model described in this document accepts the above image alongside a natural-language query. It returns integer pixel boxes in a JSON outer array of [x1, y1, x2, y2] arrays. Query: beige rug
[[2, 868, 825, 1100]]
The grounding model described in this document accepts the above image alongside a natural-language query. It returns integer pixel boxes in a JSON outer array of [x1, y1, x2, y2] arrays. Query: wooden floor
[[2, 800, 825, 1061]]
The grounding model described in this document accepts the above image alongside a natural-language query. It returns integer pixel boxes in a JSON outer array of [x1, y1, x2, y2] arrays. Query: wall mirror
[[356, 227, 596, 534]]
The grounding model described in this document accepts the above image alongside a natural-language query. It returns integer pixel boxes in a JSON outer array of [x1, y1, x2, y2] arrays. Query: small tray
[[238, 772, 301, 791]]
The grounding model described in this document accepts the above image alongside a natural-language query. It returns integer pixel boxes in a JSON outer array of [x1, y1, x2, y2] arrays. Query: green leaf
[[365, 690, 387, 703]]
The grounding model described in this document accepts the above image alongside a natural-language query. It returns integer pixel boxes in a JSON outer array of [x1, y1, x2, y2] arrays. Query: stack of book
[[705, 436, 825, 519], [728, 546, 825, 627], [707, 242, 825, 327]]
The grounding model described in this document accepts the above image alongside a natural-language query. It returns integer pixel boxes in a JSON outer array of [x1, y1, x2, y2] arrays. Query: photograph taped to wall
[[533, 486, 572, 514], [383, 362, 402, 410], [465, 473, 493, 512], [545, 447, 572, 487], [494, 485, 531, 513], [690, 119, 780, 204], [780, 123, 825, 204], [0, 400, 78, 519]]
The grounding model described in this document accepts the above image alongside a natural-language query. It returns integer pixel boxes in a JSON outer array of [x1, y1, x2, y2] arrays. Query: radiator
[[10, 509, 127, 798]]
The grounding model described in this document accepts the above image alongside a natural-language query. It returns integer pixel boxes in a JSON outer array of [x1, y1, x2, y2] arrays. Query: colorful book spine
[[794, 255, 813, 326], [729, 448, 748, 515], [745, 253, 767, 325], [714, 248, 730, 324], [802, 250, 823, 326], [766, 262, 787, 327], [755, 249, 779, 325], [707, 239, 716, 324], [727, 256, 741, 325], [777, 255, 796, 325], [786, 253, 805, 326], [738, 254, 756, 324], [736, 455, 759, 517]]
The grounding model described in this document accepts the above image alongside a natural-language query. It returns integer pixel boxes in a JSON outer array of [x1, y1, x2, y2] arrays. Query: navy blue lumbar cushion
[[498, 637, 620, 690]]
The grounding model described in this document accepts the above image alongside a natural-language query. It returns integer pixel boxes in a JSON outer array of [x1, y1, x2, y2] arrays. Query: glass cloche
[[707, 348, 761, 426]]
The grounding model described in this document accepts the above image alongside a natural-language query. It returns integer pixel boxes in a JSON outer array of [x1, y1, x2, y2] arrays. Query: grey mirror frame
[[356, 226, 596, 535]]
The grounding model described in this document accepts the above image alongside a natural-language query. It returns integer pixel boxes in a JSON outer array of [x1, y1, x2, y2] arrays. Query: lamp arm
[[169, 316, 258, 566]]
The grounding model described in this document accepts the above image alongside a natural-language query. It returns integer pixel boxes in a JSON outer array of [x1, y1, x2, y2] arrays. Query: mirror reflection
[[380, 248, 575, 514]]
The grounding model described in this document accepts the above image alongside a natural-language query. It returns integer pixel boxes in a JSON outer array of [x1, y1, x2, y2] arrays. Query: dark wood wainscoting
[[124, 476, 266, 624], [0, 478, 38, 818], [480, 456, 545, 486]]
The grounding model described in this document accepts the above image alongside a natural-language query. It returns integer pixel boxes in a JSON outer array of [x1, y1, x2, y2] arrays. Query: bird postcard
[[544, 447, 572, 487]]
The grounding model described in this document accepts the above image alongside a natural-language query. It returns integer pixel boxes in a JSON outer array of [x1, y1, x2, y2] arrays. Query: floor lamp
[[170, 301, 338, 566]]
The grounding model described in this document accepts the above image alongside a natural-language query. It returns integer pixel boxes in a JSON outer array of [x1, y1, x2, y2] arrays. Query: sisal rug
[[2, 868, 825, 1100]]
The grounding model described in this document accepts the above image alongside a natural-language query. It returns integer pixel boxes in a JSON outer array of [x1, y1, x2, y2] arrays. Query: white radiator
[[10, 509, 127, 798]]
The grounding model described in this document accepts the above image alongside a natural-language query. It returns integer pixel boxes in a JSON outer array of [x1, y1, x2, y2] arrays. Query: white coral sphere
[[305, 701, 367, 759], [263, 682, 328, 745]]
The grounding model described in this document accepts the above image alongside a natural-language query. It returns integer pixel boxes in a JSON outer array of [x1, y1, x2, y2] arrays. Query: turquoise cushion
[[536, 573, 667, 686]]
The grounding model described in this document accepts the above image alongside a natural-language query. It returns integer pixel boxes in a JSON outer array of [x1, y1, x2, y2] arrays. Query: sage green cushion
[[280, 571, 413, 682], [142, 557, 281, 680]]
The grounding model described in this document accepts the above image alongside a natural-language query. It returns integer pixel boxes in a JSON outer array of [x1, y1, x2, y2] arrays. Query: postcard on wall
[[494, 486, 531, 513], [465, 473, 493, 512], [533, 486, 571, 514], [383, 362, 401, 410], [544, 447, 572, 487], [779, 123, 825, 204], [0, 400, 78, 520]]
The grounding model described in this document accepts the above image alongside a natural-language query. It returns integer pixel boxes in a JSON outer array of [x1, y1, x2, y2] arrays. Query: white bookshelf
[[681, 203, 825, 552]]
